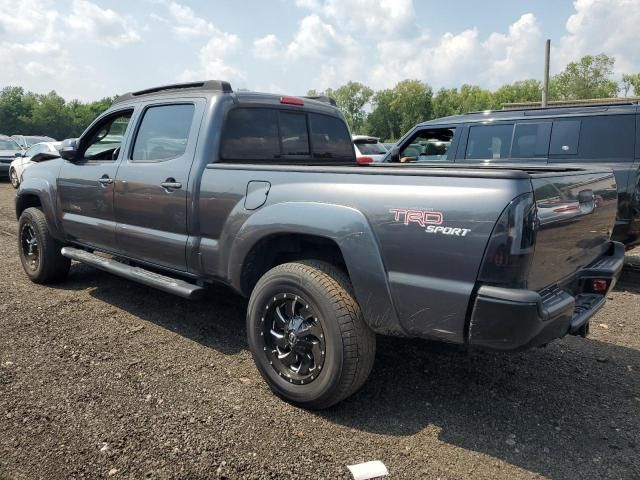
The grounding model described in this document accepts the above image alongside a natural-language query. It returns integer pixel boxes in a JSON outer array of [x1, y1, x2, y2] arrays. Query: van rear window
[[220, 108, 354, 163]]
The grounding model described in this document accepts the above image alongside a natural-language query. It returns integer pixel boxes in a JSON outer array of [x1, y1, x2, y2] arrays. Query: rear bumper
[[468, 241, 625, 351], [0, 163, 9, 176]]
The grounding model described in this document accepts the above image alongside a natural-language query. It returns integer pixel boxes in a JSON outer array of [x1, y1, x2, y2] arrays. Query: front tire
[[18, 207, 70, 284], [9, 168, 19, 189], [247, 261, 376, 409]]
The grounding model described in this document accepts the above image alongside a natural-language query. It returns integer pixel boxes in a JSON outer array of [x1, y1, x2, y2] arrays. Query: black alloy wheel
[[261, 293, 326, 385], [20, 223, 40, 272]]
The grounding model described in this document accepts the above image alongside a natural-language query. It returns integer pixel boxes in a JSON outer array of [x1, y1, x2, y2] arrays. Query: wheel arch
[[15, 178, 65, 241], [228, 202, 404, 336]]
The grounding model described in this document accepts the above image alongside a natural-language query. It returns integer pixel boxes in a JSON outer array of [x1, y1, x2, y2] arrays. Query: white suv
[[352, 135, 387, 163]]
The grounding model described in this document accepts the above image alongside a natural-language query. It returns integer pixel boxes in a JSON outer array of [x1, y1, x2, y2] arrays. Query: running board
[[61, 247, 204, 299]]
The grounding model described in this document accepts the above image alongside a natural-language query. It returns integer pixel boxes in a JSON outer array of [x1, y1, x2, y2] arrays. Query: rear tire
[[247, 261, 376, 409], [9, 168, 19, 189], [18, 207, 70, 284]]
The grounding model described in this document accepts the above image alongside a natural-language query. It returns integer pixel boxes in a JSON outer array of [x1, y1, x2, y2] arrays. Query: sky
[[0, 0, 639, 101]]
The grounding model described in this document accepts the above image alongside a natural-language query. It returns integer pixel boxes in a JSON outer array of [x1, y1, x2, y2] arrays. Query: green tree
[[27, 91, 74, 139], [432, 84, 495, 118], [390, 79, 432, 135], [621, 73, 640, 96], [551, 54, 619, 99], [67, 97, 114, 137], [331, 81, 373, 133], [366, 88, 401, 141], [0, 87, 33, 134], [493, 79, 542, 106], [432, 88, 461, 118]]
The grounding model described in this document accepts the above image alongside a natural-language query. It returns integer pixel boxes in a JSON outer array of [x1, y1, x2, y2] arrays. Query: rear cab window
[[220, 107, 354, 164]]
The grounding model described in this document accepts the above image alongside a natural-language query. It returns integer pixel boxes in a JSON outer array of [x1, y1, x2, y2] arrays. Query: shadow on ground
[[56, 263, 640, 479]]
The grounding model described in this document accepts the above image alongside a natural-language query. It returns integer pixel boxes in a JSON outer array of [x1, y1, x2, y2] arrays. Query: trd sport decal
[[389, 208, 471, 237]]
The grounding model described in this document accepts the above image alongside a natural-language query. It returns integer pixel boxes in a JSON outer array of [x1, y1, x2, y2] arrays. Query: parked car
[[11, 135, 56, 150], [382, 142, 396, 151], [0, 135, 24, 179], [352, 135, 388, 163], [9, 141, 64, 188], [16, 80, 623, 409], [383, 102, 640, 247]]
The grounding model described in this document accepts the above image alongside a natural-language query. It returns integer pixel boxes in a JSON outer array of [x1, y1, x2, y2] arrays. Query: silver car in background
[[9, 141, 64, 188], [11, 135, 56, 150], [0, 135, 24, 179], [352, 135, 388, 163]]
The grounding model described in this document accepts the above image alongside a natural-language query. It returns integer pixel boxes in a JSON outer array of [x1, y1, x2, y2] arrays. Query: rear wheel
[[247, 261, 376, 409], [9, 168, 19, 188], [18, 207, 70, 284]]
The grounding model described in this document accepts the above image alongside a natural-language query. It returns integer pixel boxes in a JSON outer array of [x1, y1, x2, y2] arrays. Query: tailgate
[[528, 170, 617, 290]]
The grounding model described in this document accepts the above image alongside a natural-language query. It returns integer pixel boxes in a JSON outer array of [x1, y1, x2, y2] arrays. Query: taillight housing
[[478, 193, 537, 288], [356, 156, 373, 164]]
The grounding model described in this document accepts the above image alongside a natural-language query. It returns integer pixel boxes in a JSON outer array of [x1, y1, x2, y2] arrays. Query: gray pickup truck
[[15, 81, 624, 408]]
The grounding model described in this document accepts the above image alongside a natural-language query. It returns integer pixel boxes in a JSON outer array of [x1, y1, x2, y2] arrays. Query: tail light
[[478, 193, 537, 288], [589, 279, 609, 293], [356, 156, 373, 164], [280, 96, 304, 106]]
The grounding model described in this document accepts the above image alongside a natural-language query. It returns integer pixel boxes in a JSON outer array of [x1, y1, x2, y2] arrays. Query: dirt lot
[[0, 180, 638, 480]]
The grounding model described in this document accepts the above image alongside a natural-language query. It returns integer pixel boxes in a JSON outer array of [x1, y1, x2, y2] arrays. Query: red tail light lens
[[356, 156, 373, 164], [591, 279, 609, 293], [478, 193, 537, 288], [280, 96, 304, 106]]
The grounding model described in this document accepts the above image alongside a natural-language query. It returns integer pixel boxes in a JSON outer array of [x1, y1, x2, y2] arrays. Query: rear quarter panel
[[197, 165, 531, 344]]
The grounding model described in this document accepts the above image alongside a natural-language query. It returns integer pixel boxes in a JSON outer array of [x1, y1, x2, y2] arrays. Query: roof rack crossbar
[[464, 98, 639, 115], [113, 80, 233, 104]]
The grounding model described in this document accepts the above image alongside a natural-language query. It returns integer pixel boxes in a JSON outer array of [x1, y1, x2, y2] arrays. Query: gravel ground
[[0, 180, 638, 480]]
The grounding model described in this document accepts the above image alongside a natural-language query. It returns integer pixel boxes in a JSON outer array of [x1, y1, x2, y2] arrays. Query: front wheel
[[9, 168, 19, 188], [18, 207, 70, 284], [247, 261, 376, 409]]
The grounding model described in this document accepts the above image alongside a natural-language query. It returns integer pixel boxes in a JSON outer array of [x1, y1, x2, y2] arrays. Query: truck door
[[113, 100, 204, 271], [57, 108, 134, 252]]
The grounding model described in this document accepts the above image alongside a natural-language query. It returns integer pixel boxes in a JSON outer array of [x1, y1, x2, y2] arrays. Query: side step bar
[[61, 247, 204, 299]]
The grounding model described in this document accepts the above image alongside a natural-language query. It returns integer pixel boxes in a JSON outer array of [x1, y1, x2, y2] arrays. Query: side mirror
[[31, 152, 60, 163], [14, 151, 23, 158], [59, 139, 78, 161]]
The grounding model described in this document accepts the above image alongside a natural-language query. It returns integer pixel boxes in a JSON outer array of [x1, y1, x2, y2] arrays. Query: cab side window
[[511, 122, 551, 159], [82, 111, 133, 161], [464, 124, 514, 161], [131, 104, 195, 161], [549, 120, 580, 156], [397, 128, 456, 163]]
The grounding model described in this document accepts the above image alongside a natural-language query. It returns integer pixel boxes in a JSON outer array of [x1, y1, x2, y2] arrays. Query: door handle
[[98, 176, 113, 185], [160, 179, 182, 190]]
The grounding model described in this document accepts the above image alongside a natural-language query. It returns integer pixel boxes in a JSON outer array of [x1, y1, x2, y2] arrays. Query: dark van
[[384, 102, 640, 246]]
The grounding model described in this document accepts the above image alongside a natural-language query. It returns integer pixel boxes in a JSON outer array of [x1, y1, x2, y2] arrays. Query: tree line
[[1, 54, 639, 142], [310, 54, 640, 141], [0, 88, 113, 140]]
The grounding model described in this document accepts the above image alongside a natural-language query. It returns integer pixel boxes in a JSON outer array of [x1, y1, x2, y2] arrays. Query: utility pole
[[542, 39, 550, 107]]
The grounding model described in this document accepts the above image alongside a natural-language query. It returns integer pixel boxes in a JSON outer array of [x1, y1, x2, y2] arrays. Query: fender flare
[[227, 202, 405, 336], [16, 178, 65, 241]]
